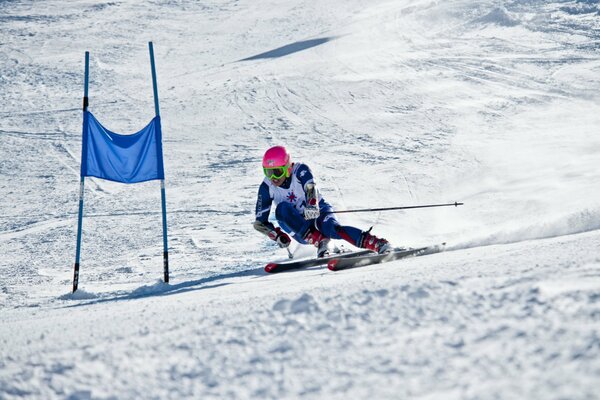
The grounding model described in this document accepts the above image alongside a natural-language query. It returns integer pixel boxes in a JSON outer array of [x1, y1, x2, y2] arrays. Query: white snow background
[[1, 0, 600, 398]]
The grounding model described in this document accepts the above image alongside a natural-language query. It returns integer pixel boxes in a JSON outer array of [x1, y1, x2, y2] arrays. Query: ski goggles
[[263, 166, 288, 179]]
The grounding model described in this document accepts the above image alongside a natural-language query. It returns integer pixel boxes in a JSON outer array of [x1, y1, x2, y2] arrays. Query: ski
[[327, 243, 446, 271], [265, 249, 374, 273]]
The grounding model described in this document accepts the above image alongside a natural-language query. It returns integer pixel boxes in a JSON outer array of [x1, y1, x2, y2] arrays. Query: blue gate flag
[[81, 111, 165, 183]]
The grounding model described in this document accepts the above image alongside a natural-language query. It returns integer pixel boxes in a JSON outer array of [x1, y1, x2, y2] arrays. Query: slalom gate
[[72, 42, 169, 292]]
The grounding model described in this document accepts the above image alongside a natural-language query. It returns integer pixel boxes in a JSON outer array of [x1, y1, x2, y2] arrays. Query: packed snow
[[1, 0, 599, 398]]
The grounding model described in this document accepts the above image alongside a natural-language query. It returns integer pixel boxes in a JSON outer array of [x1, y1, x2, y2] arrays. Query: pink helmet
[[262, 146, 292, 178]]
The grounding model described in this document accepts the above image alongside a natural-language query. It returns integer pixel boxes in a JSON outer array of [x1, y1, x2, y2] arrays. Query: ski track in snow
[[1, 0, 599, 398]]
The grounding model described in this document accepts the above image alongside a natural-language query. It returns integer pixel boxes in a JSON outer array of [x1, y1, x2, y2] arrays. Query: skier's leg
[[275, 202, 311, 243], [316, 209, 362, 244], [318, 211, 390, 253]]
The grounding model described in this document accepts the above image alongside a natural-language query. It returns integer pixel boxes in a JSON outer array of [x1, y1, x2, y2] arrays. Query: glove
[[303, 198, 320, 220], [267, 227, 291, 248], [304, 205, 320, 220]]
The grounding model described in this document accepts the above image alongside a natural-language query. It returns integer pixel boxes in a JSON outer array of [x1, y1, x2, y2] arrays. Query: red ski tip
[[265, 263, 277, 273], [327, 259, 340, 271]]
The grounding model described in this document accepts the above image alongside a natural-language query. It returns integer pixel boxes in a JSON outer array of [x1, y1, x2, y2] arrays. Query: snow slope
[[1, 0, 599, 398]]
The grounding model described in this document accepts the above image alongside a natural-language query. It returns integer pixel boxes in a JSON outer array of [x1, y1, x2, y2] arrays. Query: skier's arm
[[255, 182, 273, 225], [296, 164, 320, 220], [253, 220, 291, 248], [303, 183, 320, 219], [253, 182, 291, 248]]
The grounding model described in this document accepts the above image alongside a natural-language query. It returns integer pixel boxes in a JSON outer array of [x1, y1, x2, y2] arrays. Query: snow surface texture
[[1, 0, 599, 398]]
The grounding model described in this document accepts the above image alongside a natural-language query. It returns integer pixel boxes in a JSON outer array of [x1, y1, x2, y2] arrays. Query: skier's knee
[[275, 202, 294, 220]]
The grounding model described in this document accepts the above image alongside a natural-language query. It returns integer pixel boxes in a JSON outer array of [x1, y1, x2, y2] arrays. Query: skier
[[253, 145, 391, 257]]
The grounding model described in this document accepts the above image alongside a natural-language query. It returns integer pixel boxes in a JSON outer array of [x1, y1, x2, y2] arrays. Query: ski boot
[[303, 227, 331, 258], [359, 230, 391, 254], [317, 238, 332, 258]]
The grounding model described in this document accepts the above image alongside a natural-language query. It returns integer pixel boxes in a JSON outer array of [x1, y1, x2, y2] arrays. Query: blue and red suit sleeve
[[295, 164, 315, 189], [255, 182, 274, 227]]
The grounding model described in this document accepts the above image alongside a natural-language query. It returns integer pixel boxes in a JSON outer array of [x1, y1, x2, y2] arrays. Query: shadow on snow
[[61, 266, 266, 308], [238, 37, 336, 61]]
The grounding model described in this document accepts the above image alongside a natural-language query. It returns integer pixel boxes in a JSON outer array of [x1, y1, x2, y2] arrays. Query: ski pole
[[324, 202, 464, 214]]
